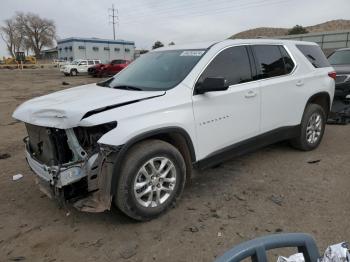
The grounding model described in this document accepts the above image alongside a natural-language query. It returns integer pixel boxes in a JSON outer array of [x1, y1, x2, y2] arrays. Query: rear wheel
[[115, 140, 186, 221], [70, 69, 78, 76], [290, 103, 326, 151]]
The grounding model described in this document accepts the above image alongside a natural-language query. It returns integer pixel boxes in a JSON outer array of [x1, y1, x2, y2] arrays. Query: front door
[[192, 46, 261, 160]]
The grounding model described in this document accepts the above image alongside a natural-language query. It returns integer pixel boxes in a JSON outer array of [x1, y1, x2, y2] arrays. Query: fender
[[105, 126, 196, 195]]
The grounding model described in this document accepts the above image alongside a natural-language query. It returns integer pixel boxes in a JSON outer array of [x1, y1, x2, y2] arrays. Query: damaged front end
[[24, 121, 119, 212]]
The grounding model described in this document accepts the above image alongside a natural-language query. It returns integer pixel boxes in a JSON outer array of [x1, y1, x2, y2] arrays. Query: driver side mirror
[[195, 77, 229, 95]]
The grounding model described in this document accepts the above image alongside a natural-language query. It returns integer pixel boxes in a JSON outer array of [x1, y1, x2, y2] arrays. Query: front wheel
[[290, 103, 326, 151], [115, 140, 186, 221]]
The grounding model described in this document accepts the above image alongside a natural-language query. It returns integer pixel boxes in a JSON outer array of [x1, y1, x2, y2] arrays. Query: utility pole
[[109, 4, 118, 40]]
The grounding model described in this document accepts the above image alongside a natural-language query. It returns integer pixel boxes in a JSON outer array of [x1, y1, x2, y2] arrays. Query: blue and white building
[[57, 37, 135, 63]]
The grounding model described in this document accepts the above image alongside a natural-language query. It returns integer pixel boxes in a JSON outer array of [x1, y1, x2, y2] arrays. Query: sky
[[0, 0, 350, 57]]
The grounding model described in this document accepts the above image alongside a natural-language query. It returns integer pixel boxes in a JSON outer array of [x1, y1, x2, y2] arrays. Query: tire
[[70, 69, 78, 76], [115, 139, 186, 221], [290, 103, 326, 151]]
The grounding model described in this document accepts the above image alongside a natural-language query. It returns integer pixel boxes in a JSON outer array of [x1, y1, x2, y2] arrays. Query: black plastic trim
[[194, 125, 300, 169], [81, 93, 165, 120]]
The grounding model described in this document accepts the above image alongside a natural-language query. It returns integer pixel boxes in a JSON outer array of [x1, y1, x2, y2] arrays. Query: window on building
[[64, 47, 68, 50], [104, 47, 110, 51], [92, 46, 99, 51], [69, 46, 72, 51], [252, 45, 286, 79], [78, 46, 85, 50], [198, 46, 253, 86], [58, 48, 62, 52], [114, 47, 120, 52], [125, 48, 130, 52]]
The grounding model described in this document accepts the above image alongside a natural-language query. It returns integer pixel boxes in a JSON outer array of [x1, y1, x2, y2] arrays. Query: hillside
[[230, 19, 350, 39]]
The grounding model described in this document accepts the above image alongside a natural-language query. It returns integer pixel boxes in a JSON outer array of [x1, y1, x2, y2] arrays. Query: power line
[[109, 4, 119, 40], [120, 0, 290, 25]]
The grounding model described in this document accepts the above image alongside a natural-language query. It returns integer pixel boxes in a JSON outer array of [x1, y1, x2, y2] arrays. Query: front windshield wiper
[[112, 85, 143, 91]]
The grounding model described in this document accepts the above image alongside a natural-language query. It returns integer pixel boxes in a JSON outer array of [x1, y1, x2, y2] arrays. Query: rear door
[[251, 45, 299, 133], [192, 45, 261, 160]]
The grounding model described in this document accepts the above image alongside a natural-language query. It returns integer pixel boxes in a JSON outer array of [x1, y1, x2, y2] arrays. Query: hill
[[230, 19, 350, 39]]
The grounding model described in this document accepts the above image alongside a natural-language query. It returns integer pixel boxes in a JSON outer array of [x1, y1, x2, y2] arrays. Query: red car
[[88, 59, 130, 77]]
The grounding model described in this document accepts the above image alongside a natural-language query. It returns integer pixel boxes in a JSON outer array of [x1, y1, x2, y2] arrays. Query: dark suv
[[328, 48, 350, 98]]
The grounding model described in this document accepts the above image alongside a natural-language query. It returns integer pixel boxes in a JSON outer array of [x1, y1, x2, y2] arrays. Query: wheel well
[[307, 92, 330, 116], [141, 132, 194, 180]]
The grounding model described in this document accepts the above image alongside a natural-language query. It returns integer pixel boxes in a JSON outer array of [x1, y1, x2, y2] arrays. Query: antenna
[[109, 4, 118, 40]]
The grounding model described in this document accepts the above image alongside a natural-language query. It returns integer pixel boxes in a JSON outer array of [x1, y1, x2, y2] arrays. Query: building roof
[[57, 37, 135, 46]]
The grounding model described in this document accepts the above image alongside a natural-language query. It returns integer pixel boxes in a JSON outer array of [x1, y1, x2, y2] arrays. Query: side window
[[198, 46, 253, 86], [79, 61, 87, 65], [279, 46, 295, 74], [252, 45, 285, 79], [296, 45, 330, 68], [88, 60, 94, 65]]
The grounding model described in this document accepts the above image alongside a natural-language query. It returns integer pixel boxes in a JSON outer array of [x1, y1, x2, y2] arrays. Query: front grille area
[[336, 75, 348, 84], [25, 124, 73, 166]]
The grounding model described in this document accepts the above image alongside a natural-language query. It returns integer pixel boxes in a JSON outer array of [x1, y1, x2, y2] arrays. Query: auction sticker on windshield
[[180, 50, 205, 56]]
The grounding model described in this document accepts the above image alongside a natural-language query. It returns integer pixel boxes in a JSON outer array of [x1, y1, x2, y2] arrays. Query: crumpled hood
[[12, 83, 165, 129]]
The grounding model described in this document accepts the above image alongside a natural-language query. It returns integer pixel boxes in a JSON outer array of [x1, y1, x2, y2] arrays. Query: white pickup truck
[[60, 59, 101, 76]]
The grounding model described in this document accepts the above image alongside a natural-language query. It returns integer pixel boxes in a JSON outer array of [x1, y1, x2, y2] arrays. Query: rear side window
[[296, 45, 330, 68], [88, 60, 94, 65], [279, 47, 295, 74], [252, 45, 286, 79], [199, 46, 253, 86]]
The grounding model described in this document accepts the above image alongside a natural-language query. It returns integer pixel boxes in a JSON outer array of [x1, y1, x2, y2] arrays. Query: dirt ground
[[0, 68, 350, 262]]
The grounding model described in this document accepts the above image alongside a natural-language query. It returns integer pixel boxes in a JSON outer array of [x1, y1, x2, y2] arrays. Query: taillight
[[328, 71, 337, 80]]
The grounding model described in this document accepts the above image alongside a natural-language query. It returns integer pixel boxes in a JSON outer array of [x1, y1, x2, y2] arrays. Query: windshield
[[108, 49, 206, 91], [71, 60, 80, 65], [328, 50, 350, 65]]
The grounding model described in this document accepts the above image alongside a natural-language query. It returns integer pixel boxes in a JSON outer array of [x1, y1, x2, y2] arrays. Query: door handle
[[296, 80, 304, 86], [245, 90, 257, 98]]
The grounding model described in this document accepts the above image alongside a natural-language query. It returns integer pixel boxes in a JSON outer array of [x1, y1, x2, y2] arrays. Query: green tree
[[168, 41, 175, 46], [288, 25, 309, 35], [152, 41, 164, 49]]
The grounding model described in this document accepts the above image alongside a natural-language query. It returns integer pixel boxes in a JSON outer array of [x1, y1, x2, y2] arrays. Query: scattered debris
[[185, 226, 199, 233], [236, 232, 245, 238], [120, 242, 138, 259], [66, 212, 70, 217], [9, 257, 26, 261], [275, 228, 283, 232], [0, 153, 11, 159], [234, 194, 246, 201], [307, 159, 321, 164], [62, 81, 70, 86], [186, 206, 196, 211], [269, 194, 284, 206], [217, 232, 223, 237], [12, 174, 23, 181]]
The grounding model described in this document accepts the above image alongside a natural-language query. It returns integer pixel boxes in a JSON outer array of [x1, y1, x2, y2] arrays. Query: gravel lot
[[0, 68, 349, 262]]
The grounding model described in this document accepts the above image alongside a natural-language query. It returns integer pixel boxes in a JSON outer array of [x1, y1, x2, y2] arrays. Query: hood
[[332, 65, 350, 75], [13, 83, 165, 129]]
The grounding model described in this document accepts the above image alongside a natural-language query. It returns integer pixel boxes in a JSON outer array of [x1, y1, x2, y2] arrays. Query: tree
[[16, 12, 56, 57], [152, 41, 164, 49], [168, 41, 175, 46], [0, 13, 56, 57], [139, 49, 149, 54], [288, 25, 309, 35], [0, 18, 23, 57]]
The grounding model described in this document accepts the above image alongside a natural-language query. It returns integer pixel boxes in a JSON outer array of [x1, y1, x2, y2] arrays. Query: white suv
[[60, 59, 101, 76], [13, 39, 335, 221]]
